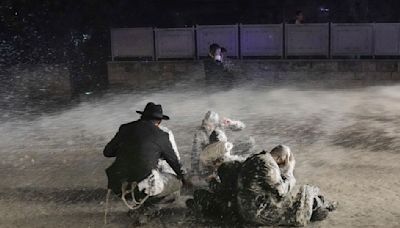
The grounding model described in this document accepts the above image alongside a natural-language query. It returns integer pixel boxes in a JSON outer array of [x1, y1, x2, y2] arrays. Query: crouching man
[[103, 102, 188, 213], [237, 145, 336, 226]]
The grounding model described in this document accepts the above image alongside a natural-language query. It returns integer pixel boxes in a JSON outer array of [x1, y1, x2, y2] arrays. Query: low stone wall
[[107, 61, 204, 88], [3, 64, 72, 100], [236, 60, 400, 82], [108, 60, 400, 87]]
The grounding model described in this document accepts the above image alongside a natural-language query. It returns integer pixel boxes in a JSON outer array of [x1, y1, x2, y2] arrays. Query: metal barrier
[[374, 23, 400, 56], [196, 25, 239, 58], [331, 23, 374, 56], [240, 24, 283, 57], [110, 28, 154, 60], [285, 23, 329, 57], [155, 27, 196, 59], [110, 23, 400, 60]]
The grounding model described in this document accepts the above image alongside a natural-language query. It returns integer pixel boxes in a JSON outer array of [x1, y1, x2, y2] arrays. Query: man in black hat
[[103, 102, 187, 204]]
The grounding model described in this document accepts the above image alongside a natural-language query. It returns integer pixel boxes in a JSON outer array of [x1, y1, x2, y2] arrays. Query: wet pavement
[[1, 81, 400, 227]]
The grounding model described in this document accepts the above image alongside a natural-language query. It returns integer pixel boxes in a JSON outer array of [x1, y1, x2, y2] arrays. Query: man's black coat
[[203, 59, 234, 88], [104, 119, 183, 195]]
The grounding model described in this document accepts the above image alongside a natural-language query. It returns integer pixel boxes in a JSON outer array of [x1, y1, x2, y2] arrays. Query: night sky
[[1, 0, 400, 91], [2, 0, 400, 62]]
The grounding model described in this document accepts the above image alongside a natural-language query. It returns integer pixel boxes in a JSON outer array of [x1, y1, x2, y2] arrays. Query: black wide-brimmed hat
[[136, 102, 170, 120]]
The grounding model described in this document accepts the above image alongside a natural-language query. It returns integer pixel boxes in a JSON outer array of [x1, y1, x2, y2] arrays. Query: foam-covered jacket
[[191, 119, 245, 177], [237, 151, 319, 226]]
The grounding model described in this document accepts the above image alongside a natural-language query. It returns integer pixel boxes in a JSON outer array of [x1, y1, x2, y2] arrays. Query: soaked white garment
[[157, 125, 182, 175], [137, 169, 181, 197], [159, 125, 180, 160], [200, 141, 245, 166], [191, 111, 248, 177], [137, 125, 182, 197]]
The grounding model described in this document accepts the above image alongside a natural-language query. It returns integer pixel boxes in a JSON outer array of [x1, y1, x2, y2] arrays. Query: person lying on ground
[[186, 161, 243, 224], [237, 145, 337, 226]]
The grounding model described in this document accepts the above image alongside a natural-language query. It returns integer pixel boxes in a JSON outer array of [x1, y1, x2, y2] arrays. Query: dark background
[[1, 0, 399, 93]]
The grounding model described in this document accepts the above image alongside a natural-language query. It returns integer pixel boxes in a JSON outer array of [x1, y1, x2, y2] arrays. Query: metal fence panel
[[285, 23, 329, 56], [111, 23, 400, 60], [111, 28, 154, 60], [196, 25, 239, 58], [240, 24, 283, 57], [331, 23, 374, 56], [374, 23, 400, 55], [155, 27, 196, 59]]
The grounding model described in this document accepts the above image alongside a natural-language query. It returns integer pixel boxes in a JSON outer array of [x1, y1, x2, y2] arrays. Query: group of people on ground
[[103, 102, 337, 226]]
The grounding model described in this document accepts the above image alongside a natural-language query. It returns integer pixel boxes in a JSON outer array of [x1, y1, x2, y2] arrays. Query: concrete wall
[[107, 61, 205, 88], [5, 64, 72, 100], [108, 60, 400, 87]]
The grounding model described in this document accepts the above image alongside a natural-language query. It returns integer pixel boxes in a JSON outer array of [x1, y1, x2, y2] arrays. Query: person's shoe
[[310, 208, 329, 222]]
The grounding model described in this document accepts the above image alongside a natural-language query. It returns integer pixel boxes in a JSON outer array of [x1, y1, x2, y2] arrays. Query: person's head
[[136, 102, 169, 127], [209, 43, 221, 58], [141, 117, 162, 126], [209, 129, 228, 143], [270, 145, 291, 167], [221, 47, 227, 54], [220, 47, 227, 60], [296, 10, 304, 23], [201, 110, 220, 132]]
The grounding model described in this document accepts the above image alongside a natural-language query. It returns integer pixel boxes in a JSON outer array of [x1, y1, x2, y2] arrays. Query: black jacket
[[203, 59, 234, 88], [204, 59, 231, 79], [104, 119, 183, 194]]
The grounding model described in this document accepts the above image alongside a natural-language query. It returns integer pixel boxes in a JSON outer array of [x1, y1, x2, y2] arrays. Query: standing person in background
[[204, 43, 223, 81], [220, 47, 227, 62], [295, 10, 305, 24], [207, 43, 222, 62], [220, 47, 234, 72], [204, 43, 234, 87]]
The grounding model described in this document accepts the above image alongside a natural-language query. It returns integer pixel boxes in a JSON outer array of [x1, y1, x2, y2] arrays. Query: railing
[[110, 23, 400, 60]]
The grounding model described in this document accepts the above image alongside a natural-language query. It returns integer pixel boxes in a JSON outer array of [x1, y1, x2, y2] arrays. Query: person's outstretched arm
[[221, 117, 246, 131], [159, 135, 184, 180]]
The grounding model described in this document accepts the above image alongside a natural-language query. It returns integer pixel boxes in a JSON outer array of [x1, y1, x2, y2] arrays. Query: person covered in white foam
[[191, 110, 254, 181], [237, 145, 337, 226], [270, 145, 296, 189], [199, 129, 246, 182]]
